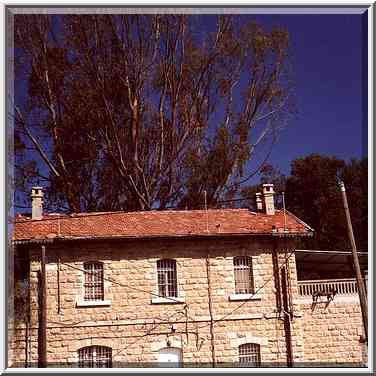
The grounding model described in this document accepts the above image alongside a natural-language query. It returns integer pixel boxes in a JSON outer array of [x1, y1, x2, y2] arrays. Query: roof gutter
[[13, 230, 313, 246], [13, 238, 55, 245]]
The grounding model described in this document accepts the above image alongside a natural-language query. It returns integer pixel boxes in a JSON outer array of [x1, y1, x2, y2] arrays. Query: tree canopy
[[14, 14, 293, 213], [244, 154, 368, 252], [285, 154, 367, 251]]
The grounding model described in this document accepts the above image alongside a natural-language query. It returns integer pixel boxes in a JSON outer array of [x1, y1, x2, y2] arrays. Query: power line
[[162, 192, 288, 210], [197, 248, 296, 329], [62, 247, 296, 334], [14, 191, 289, 221], [61, 262, 201, 331], [19, 248, 298, 363], [64, 248, 295, 330], [111, 309, 184, 358], [16, 311, 280, 333], [61, 262, 190, 307], [61, 261, 232, 356]]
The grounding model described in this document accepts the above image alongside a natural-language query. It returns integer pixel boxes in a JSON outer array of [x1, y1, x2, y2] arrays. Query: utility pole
[[281, 267, 294, 367], [339, 180, 368, 341], [39, 245, 47, 367]]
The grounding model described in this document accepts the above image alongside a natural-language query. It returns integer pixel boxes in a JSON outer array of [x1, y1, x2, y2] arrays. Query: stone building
[[9, 185, 367, 368]]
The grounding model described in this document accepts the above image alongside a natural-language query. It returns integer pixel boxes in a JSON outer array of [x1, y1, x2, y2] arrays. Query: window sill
[[151, 296, 185, 304], [229, 294, 261, 301], [76, 299, 112, 307]]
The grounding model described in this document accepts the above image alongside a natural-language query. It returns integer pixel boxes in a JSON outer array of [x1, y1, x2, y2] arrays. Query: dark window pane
[[157, 260, 177, 298], [84, 262, 104, 301], [234, 257, 254, 294], [239, 343, 260, 367], [78, 346, 112, 368]]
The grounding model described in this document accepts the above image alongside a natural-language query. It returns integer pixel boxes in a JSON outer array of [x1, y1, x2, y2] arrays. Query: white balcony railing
[[298, 278, 358, 297]]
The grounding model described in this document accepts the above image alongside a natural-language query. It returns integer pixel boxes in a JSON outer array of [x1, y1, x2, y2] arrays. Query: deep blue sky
[[246, 13, 367, 175]]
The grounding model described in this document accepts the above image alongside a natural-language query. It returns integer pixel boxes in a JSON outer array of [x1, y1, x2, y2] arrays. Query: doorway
[[158, 347, 182, 367]]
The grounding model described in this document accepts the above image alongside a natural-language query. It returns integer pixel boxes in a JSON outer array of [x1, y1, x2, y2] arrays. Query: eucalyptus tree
[[14, 14, 293, 212]]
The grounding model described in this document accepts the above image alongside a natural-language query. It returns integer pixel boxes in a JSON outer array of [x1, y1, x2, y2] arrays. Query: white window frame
[[229, 256, 261, 301], [76, 262, 111, 307], [151, 259, 185, 304]]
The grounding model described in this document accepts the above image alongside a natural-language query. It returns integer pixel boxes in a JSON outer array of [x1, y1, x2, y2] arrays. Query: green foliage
[[287, 155, 367, 251], [242, 154, 367, 252]]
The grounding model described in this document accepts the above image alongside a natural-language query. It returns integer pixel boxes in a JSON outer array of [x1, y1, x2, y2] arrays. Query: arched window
[[233, 256, 254, 294], [83, 262, 104, 301], [157, 259, 178, 298], [238, 343, 260, 367], [78, 345, 112, 368]]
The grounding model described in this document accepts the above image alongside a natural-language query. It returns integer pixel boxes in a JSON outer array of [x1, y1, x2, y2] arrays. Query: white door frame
[[158, 347, 182, 367]]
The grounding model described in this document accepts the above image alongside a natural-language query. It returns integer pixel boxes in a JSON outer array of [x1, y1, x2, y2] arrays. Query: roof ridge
[[14, 208, 252, 223]]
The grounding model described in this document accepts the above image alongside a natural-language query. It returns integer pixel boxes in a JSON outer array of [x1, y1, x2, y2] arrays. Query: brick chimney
[[255, 192, 263, 211], [262, 183, 275, 215], [31, 187, 43, 220]]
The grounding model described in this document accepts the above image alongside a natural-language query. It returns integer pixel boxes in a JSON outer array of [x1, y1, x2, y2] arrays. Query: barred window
[[234, 256, 254, 294], [239, 343, 261, 367], [84, 262, 104, 301], [157, 259, 178, 298], [78, 346, 112, 368]]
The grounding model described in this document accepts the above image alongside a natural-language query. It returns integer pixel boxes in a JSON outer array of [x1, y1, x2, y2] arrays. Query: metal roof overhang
[[295, 249, 368, 272]]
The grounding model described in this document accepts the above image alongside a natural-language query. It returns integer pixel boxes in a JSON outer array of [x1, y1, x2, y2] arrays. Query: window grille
[[238, 343, 261, 367], [78, 346, 112, 368], [157, 259, 178, 298], [234, 256, 254, 294], [83, 262, 104, 301]]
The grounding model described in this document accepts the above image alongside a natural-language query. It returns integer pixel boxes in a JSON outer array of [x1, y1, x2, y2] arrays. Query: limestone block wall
[[8, 320, 29, 368], [297, 297, 367, 366], [10, 237, 301, 367]]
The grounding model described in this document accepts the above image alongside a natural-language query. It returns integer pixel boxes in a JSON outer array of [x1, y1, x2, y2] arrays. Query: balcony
[[297, 278, 360, 297]]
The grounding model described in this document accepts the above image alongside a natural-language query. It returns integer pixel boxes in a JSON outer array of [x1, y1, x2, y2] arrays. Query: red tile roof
[[13, 209, 313, 242]]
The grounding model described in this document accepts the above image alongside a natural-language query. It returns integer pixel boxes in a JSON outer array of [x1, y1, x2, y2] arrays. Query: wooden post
[[339, 180, 368, 341], [281, 266, 293, 367], [57, 258, 60, 314], [39, 245, 47, 367], [205, 254, 216, 368], [272, 241, 282, 313]]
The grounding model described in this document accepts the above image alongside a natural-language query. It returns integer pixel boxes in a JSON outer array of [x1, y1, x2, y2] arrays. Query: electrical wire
[[18, 247, 297, 332], [63, 244, 297, 327], [15, 191, 289, 220], [196, 248, 296, 329], [18, 248, 298, 365], [61, 262, 189, 306], [61, 247, 295, 334], [15, 312, 283, 332], [60, 262, 199, 325], [111, 309, 184, 359]]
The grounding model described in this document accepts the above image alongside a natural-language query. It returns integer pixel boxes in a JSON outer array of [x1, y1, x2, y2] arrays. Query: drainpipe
[[272, 240, 282, 313], [38, 245, 47, 367], [205, 253, 216, 368], [26, 258, 31, 368]]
